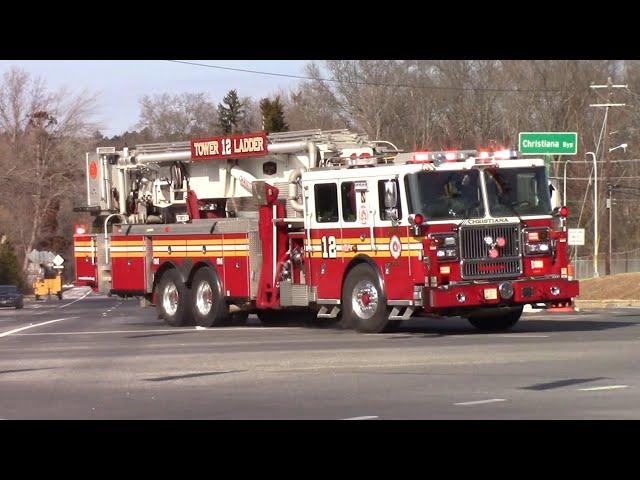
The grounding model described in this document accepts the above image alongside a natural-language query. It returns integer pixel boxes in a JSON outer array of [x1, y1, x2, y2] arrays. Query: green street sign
[[518, 132, 577, 155]]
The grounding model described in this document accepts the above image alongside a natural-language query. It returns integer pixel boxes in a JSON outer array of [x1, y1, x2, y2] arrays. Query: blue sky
[[0, 60, 311, 137]]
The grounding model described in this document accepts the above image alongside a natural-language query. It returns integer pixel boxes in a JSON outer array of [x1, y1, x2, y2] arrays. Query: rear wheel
[[467, 306, 523, 332], [342, 264, 391, 333], [155, 269, 192, 327], [190, 267, 226, 327]]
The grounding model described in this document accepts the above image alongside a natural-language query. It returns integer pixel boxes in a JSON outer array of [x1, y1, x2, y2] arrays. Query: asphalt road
[[1, 290, 640, 419]]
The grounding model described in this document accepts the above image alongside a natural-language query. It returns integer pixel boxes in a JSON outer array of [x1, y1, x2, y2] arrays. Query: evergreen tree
[[217, 90, 246, 134], [0, 236, 24, 289], [259, 96, 289, 133]]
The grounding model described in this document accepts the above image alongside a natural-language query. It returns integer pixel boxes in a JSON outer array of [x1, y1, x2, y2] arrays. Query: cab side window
[[341, 182, 357, 222], [378, 179, 402, 221], [315, 183, 339, 223]]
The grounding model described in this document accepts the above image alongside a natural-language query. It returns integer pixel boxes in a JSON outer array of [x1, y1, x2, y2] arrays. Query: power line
[[551, 176, 640, 180], [552, 159, 640, 163], [167, 60, 579, 94]]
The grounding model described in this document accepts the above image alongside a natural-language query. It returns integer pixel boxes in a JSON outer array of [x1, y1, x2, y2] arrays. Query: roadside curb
[[574, 299, 640, 309]]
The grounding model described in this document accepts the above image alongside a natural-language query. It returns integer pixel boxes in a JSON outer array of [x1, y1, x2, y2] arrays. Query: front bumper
[[0, 299, 20, 307], [424, 278, 579, 310]]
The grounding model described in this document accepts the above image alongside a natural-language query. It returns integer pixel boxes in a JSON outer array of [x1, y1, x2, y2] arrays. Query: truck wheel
[[57, 292, 63, 301], [155, 269, 192, 327], [35, 294, 40, 301], [190, 267, 226, 327], [342, 264, 391, 333], [467, 306, 523, 332]]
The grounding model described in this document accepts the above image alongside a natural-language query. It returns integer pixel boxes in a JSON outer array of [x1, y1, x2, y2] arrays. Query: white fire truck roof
[[303, 154, 546, 181]]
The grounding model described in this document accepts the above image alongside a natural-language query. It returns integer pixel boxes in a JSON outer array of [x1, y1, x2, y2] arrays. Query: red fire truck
[[73, 129, 578, 333]]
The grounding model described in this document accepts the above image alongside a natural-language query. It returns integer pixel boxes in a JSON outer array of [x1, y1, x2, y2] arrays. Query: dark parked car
[[0, 285, 23, 309]]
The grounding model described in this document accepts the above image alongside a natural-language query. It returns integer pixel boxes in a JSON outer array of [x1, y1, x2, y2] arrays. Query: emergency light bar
[[477, 148, 518, 160], [400, 148, 519, 165], [405, 150, 478, 164]]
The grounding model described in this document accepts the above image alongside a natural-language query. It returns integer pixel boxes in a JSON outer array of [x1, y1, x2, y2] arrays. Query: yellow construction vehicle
[[33, 266, 63, 301]]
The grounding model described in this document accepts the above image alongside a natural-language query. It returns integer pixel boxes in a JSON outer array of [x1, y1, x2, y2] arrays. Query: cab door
[[307, 181, 342, 300], [374, 177, 414, 301], [339, 179, 373, 265]]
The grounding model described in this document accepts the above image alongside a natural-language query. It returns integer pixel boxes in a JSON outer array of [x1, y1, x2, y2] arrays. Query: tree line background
[[1, 60, 640, 288]]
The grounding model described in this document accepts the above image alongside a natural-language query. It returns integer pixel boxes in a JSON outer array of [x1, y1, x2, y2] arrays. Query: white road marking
[[0, 317, 78, 338], [58, 289, 92, 309], [455, 398, 507, 406], [578, 385, 629, 391], [342, 416, 379, 420], [489, 334, 550, 338], [14, 327, 303, 336]]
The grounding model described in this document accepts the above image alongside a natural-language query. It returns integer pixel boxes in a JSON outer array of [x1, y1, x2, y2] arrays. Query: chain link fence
[[572, 248, 640, 279]]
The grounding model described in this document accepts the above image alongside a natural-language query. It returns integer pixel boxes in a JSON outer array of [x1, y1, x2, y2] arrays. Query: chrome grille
[[459, 224, 521, 279]]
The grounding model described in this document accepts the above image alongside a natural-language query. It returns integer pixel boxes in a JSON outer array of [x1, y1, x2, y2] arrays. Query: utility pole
[[607, 183, 614, 274], [589, 77, 627, 276]]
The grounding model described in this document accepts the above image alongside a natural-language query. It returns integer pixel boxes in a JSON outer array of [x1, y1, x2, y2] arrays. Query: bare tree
[[137, 92, 218, 141], [0, 67, 98, 274]]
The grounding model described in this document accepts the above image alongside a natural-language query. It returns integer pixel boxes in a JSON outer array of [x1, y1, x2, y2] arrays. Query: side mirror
[[384, 180, 398, 209], [384, 180, 399, 224]]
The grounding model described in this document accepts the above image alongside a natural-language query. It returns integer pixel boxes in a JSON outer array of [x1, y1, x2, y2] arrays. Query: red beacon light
[[559, 206, 569, 217], [493, 149, 513, 160], [408, 213, 424, 226], [411, 151, 431, 163], [408, 213, 425, 233]]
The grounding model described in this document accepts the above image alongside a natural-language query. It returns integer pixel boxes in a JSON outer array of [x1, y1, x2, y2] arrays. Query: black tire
[[155, 269, 192, 327], [190, 267, 226, 327], [57, 292, 62, 301], [342, 263, 391, 333], [467, 306, 523, 332], [35, 294, 40, 301], [15, 303, 23, 310]]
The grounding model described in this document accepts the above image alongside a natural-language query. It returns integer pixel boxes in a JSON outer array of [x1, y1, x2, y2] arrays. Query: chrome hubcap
[[162, 282, 179, 316], [352, 280, 379, 319], [196, 281, 213, 315]]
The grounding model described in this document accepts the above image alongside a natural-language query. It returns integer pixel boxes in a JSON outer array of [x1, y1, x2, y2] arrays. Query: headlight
[[525, 242, 550, 254], [430, 232, 458, 260], [523, 228, 551, 256], [436, 247, 458, 260]]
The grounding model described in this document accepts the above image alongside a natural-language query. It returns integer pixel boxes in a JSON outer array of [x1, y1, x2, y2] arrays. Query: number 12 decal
[[321, 235, 337, 258], [221, 138, 232, 155]]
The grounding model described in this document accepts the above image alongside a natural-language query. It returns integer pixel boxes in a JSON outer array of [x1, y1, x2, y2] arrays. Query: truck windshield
[[405, 170, 484, 220], [484, 167, 552, 216], [0, 286, 17, 294]]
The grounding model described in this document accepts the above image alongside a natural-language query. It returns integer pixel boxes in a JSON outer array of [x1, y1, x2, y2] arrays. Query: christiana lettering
[[465, 218, 511, 225]]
